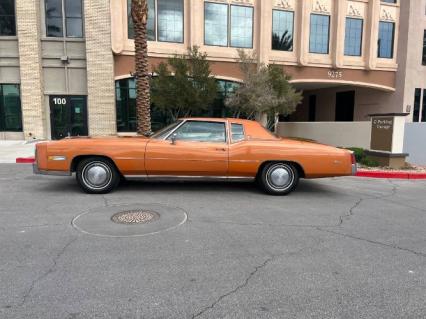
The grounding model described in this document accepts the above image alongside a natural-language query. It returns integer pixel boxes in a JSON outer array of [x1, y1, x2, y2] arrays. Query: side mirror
[[171, 133, 177, 145]]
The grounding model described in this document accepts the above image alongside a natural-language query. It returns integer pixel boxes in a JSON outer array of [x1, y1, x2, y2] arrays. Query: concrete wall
[[0, 38, 20, 83], [403, 123, 426, 165], [276, 121, 371, 149]]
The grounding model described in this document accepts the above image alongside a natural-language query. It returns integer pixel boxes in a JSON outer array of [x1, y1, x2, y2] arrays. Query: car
[[33, 118, 356, 195]]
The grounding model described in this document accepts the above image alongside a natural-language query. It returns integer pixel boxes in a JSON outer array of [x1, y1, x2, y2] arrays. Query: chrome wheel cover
[[82, 162, 112, 190], [265, 164, 294, 191]]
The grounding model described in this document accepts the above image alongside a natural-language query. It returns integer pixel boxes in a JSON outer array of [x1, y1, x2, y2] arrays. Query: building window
[[272, 10, 294, 51], [204, 2, 228, 46], [381, 0, 397, 3], [0, 0, 16, 36], [309, 95, 316, 122], [45, 0, 83, 38], [413, 88, 421, 122], [204, 2, 253, 48], [230, 5, 253, 48], [378, 21, 395, 59], [0, 84, 22, 132], [116, 78, 137, 132], [309, 14, 330, 54], [422, 30, 426, 65], [128, 0, 182, 43], [116, 78, 239, 132], [344, 18, 363, 56]]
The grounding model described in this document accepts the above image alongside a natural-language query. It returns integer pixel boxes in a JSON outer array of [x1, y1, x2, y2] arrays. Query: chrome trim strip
[[124, 175, 255, 182], [33, 164, 72, 176], [48, 156, 67, 161], [163, 120, 187, 141], [351, 164, 357, 176]]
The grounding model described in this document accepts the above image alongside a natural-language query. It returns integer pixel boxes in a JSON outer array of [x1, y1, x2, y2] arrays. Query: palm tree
[[272, 31, 293, 51], [131, 0, 152, 136]]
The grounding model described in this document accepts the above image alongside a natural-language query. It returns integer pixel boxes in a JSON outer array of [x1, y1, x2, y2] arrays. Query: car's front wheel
[[258, 162, 299, 195], [76, 157, 120, 194]]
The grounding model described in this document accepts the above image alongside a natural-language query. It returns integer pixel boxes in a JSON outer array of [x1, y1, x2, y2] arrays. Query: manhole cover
[[72, 203, 187, 237], [111, 210, 160, 225]]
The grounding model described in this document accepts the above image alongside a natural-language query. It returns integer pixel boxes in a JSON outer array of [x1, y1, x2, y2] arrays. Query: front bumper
[[33, 163, 71, 176]]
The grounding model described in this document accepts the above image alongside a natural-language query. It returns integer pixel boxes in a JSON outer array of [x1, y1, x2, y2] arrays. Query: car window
[[231, 123, 245, 143], [169, 121, 226, 143], [151, 120, 183, 139]]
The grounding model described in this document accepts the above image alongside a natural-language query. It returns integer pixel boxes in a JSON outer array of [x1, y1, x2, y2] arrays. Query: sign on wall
[[370, 117, 394, 152]]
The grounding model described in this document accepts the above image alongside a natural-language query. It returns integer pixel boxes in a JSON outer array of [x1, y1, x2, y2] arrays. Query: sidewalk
[[0, 141, 36, 164]]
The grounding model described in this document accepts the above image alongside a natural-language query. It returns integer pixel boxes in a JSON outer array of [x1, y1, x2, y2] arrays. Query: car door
[[145, 120, 229, 176], [228, 122, 260, 178]]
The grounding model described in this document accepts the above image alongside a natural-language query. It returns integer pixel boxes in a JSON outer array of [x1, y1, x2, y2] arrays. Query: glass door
[[50, 96, 88, 140]]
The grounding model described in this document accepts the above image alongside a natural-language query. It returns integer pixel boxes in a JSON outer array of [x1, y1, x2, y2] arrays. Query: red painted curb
[[356, 170, 426, 180], [16, 157, 35, 164]]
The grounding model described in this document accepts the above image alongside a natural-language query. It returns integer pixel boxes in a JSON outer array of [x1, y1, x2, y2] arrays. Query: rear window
[[231, 123, 245, 143]]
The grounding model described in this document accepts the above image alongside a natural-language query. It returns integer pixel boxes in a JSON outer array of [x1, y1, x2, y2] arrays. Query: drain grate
[[111, 210, 160, 225]]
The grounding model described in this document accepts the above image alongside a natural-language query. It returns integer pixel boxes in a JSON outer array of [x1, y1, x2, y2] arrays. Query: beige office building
[[0, 0, 425, 140]]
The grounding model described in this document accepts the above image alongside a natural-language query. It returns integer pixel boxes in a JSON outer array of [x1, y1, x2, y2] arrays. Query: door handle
[[215, 148, 227, 152]]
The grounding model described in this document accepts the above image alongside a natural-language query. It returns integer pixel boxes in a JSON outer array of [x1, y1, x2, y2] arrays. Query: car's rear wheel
[[76, 157, 120, 194], [258, 162, 299, 195]]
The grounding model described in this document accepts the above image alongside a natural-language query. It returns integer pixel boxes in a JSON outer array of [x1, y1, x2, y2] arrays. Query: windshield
[[151, 121, 183, 139]]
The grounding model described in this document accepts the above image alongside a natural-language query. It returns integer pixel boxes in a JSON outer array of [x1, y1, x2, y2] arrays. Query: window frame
[[344, 17, 363, 57], [229, 4, 254, 49], [422, 30, 426, 66], [271, 9, 294, 52], [165, 120, 228, 144], [64, 0, 84, 38], [413, 88, 422, 123], [309, 13, 331, 55], [128, 0, 184, 44], [204, 1, 229, 47], [0, 0, 16, 37], [230, 123, 245, 143], [203, 1, 254, 49], [377, 21, 395, 59], [44, 0, 85, 38], [0, 84, 23, 132]]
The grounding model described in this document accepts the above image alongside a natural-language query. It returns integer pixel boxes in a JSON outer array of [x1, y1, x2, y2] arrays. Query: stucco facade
[[110, 0, 409, 124], [0, 0, 425, 140]]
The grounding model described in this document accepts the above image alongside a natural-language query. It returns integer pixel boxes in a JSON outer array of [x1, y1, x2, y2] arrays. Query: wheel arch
[[257, 160, 306, 179], [70, 155, 121, 175]]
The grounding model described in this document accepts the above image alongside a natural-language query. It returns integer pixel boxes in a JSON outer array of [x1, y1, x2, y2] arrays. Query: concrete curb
[[356, 170, 426, 180]]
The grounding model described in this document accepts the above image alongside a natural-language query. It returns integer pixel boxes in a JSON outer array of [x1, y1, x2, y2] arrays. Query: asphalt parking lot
[[1, 164, 426, 319]]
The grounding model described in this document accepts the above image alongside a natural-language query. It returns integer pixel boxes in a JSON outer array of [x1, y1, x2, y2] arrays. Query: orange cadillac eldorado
[[34, 118, 356, 195]]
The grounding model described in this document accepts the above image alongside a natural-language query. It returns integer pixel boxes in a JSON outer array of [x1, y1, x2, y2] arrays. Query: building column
[[84, 0, 116, 136], [366, 0, 380, 70], [15, 0, 46, 140], [333, 0, 345, 68]]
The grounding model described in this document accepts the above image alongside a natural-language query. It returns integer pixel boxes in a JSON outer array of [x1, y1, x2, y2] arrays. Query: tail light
[[351, 153, 356, 165]]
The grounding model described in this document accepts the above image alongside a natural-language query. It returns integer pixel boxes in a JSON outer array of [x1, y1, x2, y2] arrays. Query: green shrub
[[360, 157, 380, 167], [344, 147, 380, 167], [346, 147, 365, 163]]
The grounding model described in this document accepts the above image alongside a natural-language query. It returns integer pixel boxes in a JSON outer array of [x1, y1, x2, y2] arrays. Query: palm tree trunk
[[132, 0, 152, 136]]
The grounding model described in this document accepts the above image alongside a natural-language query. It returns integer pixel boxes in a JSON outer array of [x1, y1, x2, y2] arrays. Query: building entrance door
[[335, 91, 355, 122], [50, 96, 88, 140]]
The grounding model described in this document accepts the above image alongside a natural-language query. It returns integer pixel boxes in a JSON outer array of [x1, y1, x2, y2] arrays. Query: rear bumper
[[33, 163, 71, 176]]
